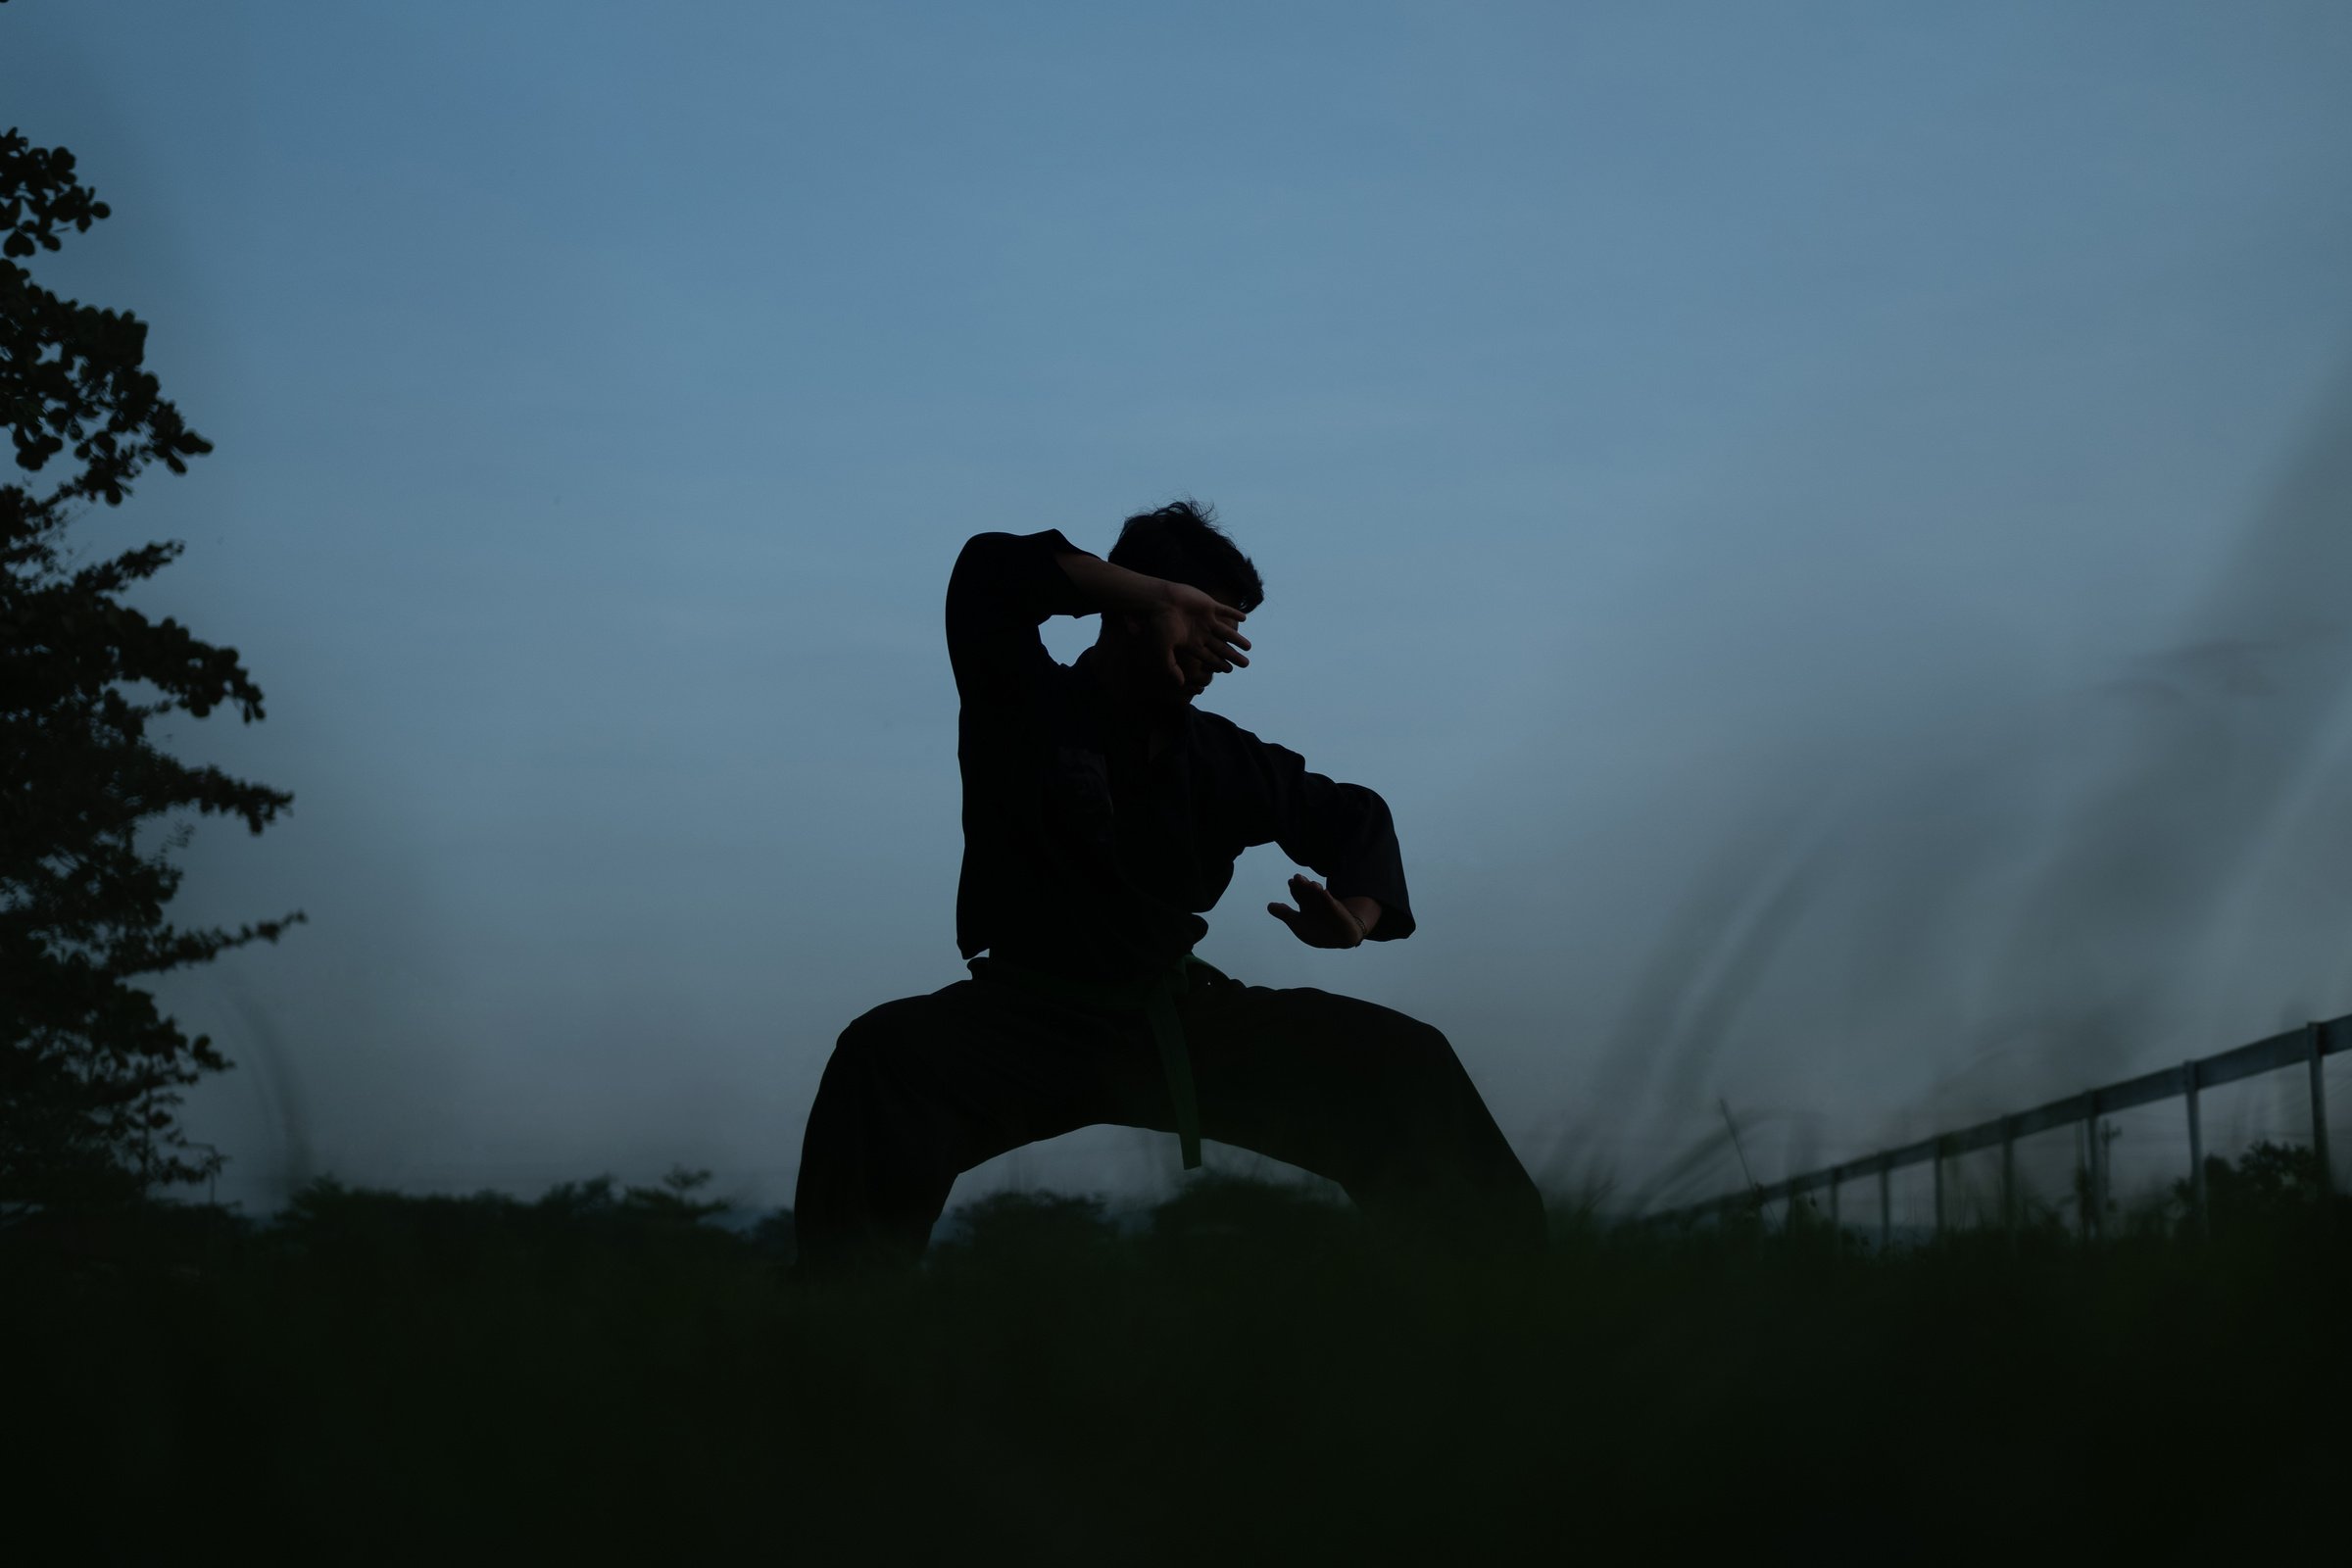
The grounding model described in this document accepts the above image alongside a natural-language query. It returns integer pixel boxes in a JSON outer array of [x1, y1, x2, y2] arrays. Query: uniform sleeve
[[945, 529, 1094, 711], [1232, 734, 1417, 942]]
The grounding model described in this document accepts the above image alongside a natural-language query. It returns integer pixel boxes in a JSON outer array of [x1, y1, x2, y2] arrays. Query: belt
[[968, 950, 1215, 1170]]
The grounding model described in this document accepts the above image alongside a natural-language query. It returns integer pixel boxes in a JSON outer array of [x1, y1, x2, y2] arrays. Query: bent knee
[[1389, 1017, 1485, 1101], [1315, 991, 1458, 1069], [1396, 1015, 1459, 1068]]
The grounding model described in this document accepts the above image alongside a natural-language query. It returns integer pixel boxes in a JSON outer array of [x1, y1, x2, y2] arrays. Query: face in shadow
[[1096, 581, 1247, 720]]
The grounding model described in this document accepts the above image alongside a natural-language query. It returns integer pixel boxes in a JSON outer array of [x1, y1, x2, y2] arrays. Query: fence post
[[2092, 1093, 2112, 1243], [2076, 1113, 2092, 1245], [1878, 1165, 1891, 1253], [2001, 1125, 2017, 1237], [2184, 1058, 2205, 1236], [1932, 1143, 1945, 1238], [2310, 1022, 2334, 1200]]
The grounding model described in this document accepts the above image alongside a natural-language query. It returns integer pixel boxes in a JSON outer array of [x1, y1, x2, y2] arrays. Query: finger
[[1297, 877, 1347, 919]]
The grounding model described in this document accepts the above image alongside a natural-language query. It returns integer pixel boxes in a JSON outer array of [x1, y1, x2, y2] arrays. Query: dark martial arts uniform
[[790, 528, 1544, 1275]]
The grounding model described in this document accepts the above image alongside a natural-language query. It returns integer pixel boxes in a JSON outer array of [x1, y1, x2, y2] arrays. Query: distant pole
[[1718, 1099, 1762, 1223], [2076, 1117, 2092, 1246], [2097, 1100, 2117, 1241], [2309, 1022, 2334, 1200], [2098, 1121, 2120, 1237], [2088, 1095, 2109, 1243], [2183, 1059, 2206, 1237], [1878, 1165, 1891, 1253], [2000, 1127, 2017, 1237]]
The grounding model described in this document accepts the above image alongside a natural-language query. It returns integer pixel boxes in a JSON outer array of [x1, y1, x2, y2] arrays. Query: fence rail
[[1650, 1013, 2346, 1243]]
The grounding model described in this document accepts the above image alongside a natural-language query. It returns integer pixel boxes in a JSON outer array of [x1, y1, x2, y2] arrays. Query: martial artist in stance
[[792, 501, 1544, 1276]]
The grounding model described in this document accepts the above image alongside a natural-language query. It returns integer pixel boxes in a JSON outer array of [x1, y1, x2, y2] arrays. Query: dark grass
[[6, 1170, 2346, 1561]]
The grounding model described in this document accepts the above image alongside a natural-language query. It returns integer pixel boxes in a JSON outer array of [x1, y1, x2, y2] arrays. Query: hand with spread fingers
[[1267, 873, 1376, 949], [1149, 582, 1250, 697]]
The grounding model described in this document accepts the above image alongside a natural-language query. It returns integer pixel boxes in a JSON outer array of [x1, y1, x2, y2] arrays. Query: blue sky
[[10, 1, 2352, 1215]]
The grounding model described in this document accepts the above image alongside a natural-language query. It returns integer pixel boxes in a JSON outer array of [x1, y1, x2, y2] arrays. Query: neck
[[1085, 642, 1181, 728]]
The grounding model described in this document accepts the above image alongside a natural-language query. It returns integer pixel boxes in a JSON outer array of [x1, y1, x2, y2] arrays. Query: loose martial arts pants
[[792, 955, 1546, 1275]]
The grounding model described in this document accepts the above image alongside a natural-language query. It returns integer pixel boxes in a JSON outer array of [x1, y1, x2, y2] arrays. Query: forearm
[[1053, 549, 1172, 617], [1339, 895, 1382, 940]]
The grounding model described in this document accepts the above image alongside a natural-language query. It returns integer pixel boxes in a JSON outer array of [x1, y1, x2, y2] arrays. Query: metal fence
[[1651, 1013, 2346, 1244]]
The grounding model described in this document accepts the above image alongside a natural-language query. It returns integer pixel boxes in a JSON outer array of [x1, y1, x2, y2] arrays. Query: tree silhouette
[[1, 122, 305, 1216]]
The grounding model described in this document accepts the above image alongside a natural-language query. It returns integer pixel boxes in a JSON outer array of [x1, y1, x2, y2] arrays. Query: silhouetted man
[[792, 501, 1544, 1276]]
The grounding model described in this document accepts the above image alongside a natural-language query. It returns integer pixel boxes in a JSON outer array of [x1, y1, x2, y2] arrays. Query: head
[[1096, 497, 1265, 711]]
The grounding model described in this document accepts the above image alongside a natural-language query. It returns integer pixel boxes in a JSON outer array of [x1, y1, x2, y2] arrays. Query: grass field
[[6, 1162, 2345, 1561]]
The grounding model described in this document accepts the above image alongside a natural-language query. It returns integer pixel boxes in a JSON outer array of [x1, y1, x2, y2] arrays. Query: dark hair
[[1107, 498, 1264, 613]]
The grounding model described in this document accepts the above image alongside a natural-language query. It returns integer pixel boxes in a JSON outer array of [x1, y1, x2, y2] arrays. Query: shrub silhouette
[[930, 1189, 1121, 1273], [2177, 1139, 2347, 1235]]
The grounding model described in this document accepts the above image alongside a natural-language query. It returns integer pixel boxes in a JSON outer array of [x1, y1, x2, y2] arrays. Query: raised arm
[[946, 529, 1250, 710], [944, 529, 1095, 711], [1052, 549, 1251, 694], [1047, 548, 1172, 617]]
